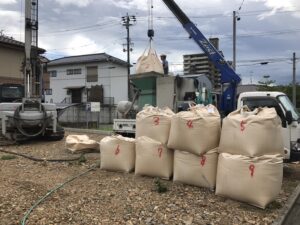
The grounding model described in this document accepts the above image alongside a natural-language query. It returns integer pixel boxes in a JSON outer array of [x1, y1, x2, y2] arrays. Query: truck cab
[[237, 91, 300, 161], [0, 84, 24, 103]]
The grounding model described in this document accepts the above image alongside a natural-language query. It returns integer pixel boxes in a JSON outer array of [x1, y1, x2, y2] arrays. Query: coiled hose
[[13, 101, 49, 138]]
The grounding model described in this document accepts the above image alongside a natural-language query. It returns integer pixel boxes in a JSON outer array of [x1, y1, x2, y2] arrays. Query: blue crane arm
[[161, 0, 241, 113]]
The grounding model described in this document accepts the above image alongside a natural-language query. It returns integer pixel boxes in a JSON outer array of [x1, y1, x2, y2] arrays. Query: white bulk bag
[[219, 107, 284, 157], [135, 136, 173, 179], [135, 42, 164, 74], [173, 149, 218, 189], [216, 153, 283, 209], [66, 135, 99, 153], [100, 135, 135, 173], [136, 105, 174, 144], [167, 104, 221, 155]]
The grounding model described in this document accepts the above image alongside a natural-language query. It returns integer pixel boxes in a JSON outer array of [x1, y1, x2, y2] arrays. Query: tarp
[[65, 135, 99, 153]]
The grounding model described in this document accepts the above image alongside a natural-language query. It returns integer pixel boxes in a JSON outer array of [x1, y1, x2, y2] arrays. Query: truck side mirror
[[286, 110, 293, 125]]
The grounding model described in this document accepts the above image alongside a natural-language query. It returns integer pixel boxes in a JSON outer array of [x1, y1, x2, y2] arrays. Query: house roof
[[48, 53, 129, 67], [0, 35, 45, 53]]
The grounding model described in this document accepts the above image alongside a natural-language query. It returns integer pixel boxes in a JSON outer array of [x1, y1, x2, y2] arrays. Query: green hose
[[20, 163, 100, 225]]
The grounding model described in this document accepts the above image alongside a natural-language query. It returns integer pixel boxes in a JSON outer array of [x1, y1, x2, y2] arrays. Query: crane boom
[[161, 0, 241, 113]]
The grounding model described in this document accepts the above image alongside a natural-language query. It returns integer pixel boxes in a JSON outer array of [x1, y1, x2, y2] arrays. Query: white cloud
[[64, 35, 103, 56], [54, 0, 94, 7], [0, 10, 22, 40], [0, 0, 16, 5], [252, 0, 300, 19]]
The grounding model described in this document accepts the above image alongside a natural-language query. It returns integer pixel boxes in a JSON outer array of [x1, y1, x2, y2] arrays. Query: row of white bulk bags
[[216, 153, 283, 209], [65, 135, 99, 153], [173, 149, 218, 189], [136, 105, 174, 145], [100, 135, 136, 173], [168, 105, 221, 156], [219, 107, 284, 157], [135, 136, 173, 179]]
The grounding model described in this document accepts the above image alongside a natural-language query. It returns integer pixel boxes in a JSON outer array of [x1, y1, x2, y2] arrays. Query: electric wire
[[0, 148, 86, 162], [20, 162, 99, 225]]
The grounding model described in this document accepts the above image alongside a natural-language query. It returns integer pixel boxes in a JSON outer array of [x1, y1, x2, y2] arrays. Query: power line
[[39, 21, 120, 37], [156, 9, 300, 19], [238, 0, 245, 11]]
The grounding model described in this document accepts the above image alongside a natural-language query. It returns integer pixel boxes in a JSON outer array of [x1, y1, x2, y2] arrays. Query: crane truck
[[0, 0, 64, 141], [114, 0, 300, 162]]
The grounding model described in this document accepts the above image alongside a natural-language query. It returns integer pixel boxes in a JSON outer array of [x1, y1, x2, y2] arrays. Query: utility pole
[[122, 13, 136, 101], [293, 52, 296, 106], [233, 11, 240, 71]]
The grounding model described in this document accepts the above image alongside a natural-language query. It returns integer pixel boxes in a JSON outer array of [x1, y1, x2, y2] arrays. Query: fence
[[58, 97, 117, 129]]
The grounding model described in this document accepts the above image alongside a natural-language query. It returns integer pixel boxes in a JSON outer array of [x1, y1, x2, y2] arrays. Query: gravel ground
[[0, 131, 299, 225]]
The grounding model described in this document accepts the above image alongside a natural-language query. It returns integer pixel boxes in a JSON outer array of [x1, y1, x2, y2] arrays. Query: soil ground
[[0, 132, 299, 225]]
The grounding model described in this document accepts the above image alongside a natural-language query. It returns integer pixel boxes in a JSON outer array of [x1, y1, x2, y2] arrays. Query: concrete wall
[[45, 62, 128, 104]]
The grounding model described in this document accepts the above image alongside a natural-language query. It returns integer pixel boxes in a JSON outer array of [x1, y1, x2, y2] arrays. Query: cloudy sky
[[0, 0, 299, 85]]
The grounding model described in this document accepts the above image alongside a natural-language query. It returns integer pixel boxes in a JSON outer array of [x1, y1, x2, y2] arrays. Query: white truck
[[238, 91, 300, 161]]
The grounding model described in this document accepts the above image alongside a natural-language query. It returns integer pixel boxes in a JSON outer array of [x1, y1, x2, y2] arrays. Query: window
[[86, 66, 98, 82], [2, 86, 23, 98], [44, 89, 52, 95], [73, 69, 81, 74], [67, 68, 82, 75], [49, 70, 57, 77], [278, 95, 299, 121]]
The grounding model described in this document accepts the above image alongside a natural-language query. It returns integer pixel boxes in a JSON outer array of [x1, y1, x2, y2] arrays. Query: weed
[[78, 154, 87, 164], [1, 155, 16, 160], [154, 177, 168, 193]]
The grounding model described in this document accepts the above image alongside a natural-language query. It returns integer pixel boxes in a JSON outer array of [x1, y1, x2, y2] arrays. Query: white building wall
[[45, 62, 128, 104]]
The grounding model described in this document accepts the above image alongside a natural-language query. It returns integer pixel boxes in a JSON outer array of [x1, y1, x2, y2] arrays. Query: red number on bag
[[240, 120, 246, 132], [157, 146, 163, 158], [187, 120, 193, 128], [153, 116, 160, 125], [115, 144, 120, 155], [200, 156, 206, 167], [249, 164, 255, 177]]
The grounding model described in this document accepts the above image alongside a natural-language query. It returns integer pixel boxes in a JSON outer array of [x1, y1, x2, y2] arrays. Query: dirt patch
[[0, 132, 299, 225]]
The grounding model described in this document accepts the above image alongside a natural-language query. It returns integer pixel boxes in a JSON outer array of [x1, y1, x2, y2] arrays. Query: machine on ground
[[0, 0, 64, 141], [114, 0, 300, 162]]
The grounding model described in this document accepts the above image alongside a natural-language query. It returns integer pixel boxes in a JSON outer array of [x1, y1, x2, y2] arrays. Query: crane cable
[[147, 0, 154, 39]]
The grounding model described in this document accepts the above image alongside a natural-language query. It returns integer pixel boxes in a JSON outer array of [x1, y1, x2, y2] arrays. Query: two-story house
[[45, 53, 129, 105], [0, 35, 47, 92]]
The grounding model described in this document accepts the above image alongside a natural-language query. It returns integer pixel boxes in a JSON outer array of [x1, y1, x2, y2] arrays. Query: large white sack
[[66, 135, 99, 153], [135, 136, 173, 179], [136, 43, 164, 74], [216, 153, 283, 209], [136, 105, 174, 144], [100, 135, 135, 173], [167, 104, 221, 155], [219, 107, 284, 157], [173, 149, 218, 189]]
